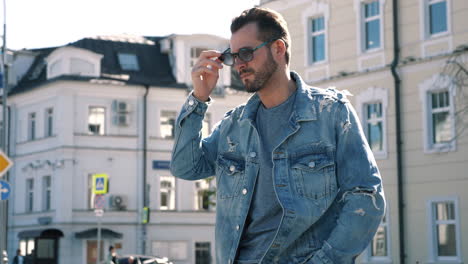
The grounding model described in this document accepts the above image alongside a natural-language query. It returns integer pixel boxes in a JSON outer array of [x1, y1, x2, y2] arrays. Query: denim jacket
[[170, 72, 385, 264]]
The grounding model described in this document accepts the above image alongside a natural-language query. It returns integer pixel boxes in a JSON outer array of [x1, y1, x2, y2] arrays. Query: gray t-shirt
[[236, 90, 297, 263]]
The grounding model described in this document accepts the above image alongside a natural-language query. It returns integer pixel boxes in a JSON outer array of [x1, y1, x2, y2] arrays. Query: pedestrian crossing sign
[[92, 174, 109, 194]]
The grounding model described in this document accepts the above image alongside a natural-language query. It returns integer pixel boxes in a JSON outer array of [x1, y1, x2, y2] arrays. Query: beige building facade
[[260, 0, 468, 263]]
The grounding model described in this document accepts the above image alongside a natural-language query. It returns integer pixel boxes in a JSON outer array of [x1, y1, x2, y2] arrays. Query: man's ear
[[271, 39, 287, 62]]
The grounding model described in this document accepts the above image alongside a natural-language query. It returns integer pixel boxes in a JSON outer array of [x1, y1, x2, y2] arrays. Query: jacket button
[[228, 260, 232, 264], [308, 161, 316, 168], [242, 188, 248, 195], [236, 225, 240, 230], [188, 99, 195, 106], [249, 152, 257, 158], [229, 165, 236, 172]]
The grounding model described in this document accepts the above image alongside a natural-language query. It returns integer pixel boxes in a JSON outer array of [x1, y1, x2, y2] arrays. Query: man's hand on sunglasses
[[191, 50, 224, 102]]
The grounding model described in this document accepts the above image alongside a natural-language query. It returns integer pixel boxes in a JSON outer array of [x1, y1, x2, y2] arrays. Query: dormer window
[[45, 46, 103, 79], [118, 53, 139, 71]]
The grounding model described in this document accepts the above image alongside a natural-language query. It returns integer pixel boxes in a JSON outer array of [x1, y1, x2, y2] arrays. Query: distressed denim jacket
[[170, 72, 385, 264]]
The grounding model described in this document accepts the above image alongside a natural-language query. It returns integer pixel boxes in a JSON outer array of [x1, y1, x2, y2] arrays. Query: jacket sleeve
[[310, 101, 386, 264], [170, 93, 220, 181]]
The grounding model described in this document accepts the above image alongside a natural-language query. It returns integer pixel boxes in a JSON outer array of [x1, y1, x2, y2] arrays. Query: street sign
[[0, 150, 13, 178], [142, 206, 150, 224], [94, 209, 104, 217], [0, 180, 11, 200], [92, 174, 108, 194], [94, 194, 105, 210]]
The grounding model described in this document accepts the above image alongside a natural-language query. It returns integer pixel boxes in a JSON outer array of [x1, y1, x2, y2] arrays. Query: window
[[195, 242, 211, 264], [362, 1, 381, 50], [419, 74, 455, 152], [426, 0, 448, 36], [160, 176, 176, 210], [356, 87, 388, 159], [202, 113, 211, 138], [152, 241, 188, 261], [308, 16, 326, 64], [160, 111, 177, 139], [430, 91, 451, 144], [112, 100, 131, 127], [365, 102, 383, 152], [26, 179, 34, 212], [28, 112, 36, 140], [19, 239, 35, 256], [88, 107, 105, 135], [194, 179, 214, 211], [427, 198, 461, 262], [88, 174, 96, 209], [117, 53, 139, 71], [45, 108, 54, 137], [70, 58, 95, 76], [42, 176, 52, 211], [191, 47, 208, 67]]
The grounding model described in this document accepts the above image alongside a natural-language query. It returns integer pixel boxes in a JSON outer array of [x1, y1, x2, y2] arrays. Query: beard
[[240, 50, 278, 93]]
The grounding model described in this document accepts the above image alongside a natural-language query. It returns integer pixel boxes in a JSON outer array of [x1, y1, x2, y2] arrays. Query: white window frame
[[356, 87, 388, 159], [426, 197, 461, 263], [202, 113, 211, 139], [420, 0, 452, 40], [160, 110, 177, 139], [152, 241, 188, 261], [363, 203, 392, 262], [87, 173, 96, 210], [159, 175, 176, 211], [190, 47, 208, 67], [354, 0, 385, 54], [88, 106, 106, 135], [45, 108, 54, 137], [308, 16, 327, 65], [302, 2, 330, 68], [26, 178, 34, 213], [419, 74, 456, 153], [28, 112, 37, 141], [195, 241, 212, 264], [194, 178, 215, 211], [42, 175, 52, 211]]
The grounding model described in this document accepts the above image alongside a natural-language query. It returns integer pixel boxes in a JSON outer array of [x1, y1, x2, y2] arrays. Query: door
[[86, 240, 104, 264], [35, 238, 58, 264]]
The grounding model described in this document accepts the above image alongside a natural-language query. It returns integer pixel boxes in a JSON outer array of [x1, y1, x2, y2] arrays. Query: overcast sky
[[2, 0, 260, 50]]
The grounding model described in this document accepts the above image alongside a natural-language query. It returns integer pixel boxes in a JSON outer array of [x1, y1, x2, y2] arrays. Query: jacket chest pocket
[[216, 155, 245, 199], [291, 153, 337, 201]]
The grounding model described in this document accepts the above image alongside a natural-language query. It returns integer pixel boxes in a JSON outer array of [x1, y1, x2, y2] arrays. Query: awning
[[18, 228, 64, 239], [75, 228, 123, 239]]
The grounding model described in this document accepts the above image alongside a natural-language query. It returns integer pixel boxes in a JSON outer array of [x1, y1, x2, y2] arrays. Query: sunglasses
[[219, 39, 277, 66]]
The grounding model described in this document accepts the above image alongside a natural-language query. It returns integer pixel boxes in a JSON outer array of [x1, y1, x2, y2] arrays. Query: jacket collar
[[239, 71, 317, 124]]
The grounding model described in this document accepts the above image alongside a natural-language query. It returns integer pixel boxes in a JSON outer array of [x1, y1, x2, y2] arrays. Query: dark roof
[[11, 35, 187, 95]]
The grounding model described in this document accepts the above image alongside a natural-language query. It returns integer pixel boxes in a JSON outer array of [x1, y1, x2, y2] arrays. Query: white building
[[6, 34, 250, 264]]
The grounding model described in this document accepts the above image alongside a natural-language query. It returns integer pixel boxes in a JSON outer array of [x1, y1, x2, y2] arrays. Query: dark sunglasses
[[219, 39, 277, 66]]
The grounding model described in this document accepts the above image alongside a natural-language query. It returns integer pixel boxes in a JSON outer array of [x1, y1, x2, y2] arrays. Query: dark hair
[[231, 7, 291, 64], [109, 246, 114, 251]]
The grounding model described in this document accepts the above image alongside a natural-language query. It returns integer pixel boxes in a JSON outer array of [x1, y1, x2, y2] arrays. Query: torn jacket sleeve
[[310, 101, 386, 264]]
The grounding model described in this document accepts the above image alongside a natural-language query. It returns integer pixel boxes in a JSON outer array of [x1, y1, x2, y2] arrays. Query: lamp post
[[0, 0, 9, 261]]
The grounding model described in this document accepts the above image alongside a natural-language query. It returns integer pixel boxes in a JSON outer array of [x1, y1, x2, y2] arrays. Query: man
[[170, 7, 385, 264], [107, 246, 118, 264], [11, 249, 23, 264]]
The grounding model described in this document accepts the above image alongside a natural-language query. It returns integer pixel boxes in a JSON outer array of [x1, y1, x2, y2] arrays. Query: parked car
[[117, 254, 173, 264]]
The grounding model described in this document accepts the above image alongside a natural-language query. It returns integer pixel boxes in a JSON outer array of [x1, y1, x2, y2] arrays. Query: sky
[[2, 0, 260, 50]]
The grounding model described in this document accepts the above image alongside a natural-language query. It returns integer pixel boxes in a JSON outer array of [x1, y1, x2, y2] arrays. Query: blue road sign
[[0, 180, 11, 200], [92, 174, 108, 194]]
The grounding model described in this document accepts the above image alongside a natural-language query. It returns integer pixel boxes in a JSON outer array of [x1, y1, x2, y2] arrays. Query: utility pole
[[0, 0, 9, 261]]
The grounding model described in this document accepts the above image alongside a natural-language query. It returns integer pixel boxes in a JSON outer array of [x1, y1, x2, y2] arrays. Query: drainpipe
[[390, 0, 405, 263], [141, 85, 150, 255]]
